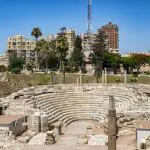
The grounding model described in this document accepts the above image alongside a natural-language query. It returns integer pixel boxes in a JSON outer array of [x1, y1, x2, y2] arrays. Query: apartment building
[[57, 28, 76, 57], [7, 35, 36, 64], [65, 29, 76, 53], [99, 22, 119, 54]]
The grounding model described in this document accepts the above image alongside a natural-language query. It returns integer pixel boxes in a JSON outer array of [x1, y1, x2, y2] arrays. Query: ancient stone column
[[41, 112, 48, 132], [104, 68, 107, 84], [124, 70, 127, 84], [86, 125, 93, 136], [80, 69, 82, 86], [54, 122, 61, 141], [102, 70, 105, 83], [32, 110, 41, 133], [108, 95, 116, 150], [77, 77, 79, 86]]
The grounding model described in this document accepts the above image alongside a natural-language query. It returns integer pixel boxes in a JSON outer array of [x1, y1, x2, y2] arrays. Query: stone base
[[45, 131, 55, 145]]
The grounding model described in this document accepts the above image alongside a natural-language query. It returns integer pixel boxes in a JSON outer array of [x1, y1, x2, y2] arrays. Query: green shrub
[[26, 63, 34, 72], [8, 57, 25, 74], [116, 78, 121, 83], [145, 71, 150, 75], [130, 78, 137, 83], [132, 72, 138, 77], [0, 65, 6, 72], [11, 68, 22, 74]]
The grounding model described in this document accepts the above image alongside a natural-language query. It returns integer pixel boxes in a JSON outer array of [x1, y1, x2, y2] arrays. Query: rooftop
[[0, 115, 24, 125], [136, 120, 150, 129]]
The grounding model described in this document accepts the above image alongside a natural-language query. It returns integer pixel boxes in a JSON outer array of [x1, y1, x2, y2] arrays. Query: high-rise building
[[65, 29, 76, 54], [81, 33, 97, 62], [99, 22, 119, 54], [7, 35, 36, 64]]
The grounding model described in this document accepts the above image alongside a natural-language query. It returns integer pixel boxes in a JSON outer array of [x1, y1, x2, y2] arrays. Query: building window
[[13, 42, 16, 45]]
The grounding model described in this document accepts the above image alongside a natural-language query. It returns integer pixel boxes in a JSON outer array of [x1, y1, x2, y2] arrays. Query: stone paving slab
[[6, 145, 136, 150], [28, 133, 47, 145]]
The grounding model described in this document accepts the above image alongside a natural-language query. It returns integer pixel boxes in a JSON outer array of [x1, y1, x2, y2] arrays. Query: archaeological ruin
[[0, 83, 150, 149]]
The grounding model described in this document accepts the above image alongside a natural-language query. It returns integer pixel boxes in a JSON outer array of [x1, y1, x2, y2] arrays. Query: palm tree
[[31, 27, 42, 69], [35, 39, 58, 73], [56, 36, 68, 83], [31, 27, 42, 43], [56, 37, 68, 71]]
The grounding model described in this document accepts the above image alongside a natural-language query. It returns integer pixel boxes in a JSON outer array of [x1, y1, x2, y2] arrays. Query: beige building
[[57, 28, 76, 57], [65, 29, 76, 54], [7, 35, 36, 64]]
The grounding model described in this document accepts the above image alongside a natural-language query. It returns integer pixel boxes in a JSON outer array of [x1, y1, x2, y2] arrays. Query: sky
[[0, 0, 150, 54]]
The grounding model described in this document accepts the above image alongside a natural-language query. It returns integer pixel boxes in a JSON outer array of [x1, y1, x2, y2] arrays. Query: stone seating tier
[[28, 92, 137, 126], [3, 84, 150, 132]]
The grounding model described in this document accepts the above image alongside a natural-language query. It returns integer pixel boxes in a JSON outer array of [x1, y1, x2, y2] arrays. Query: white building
[[39, 34, 55, 42], [0, 53, 8, 66]]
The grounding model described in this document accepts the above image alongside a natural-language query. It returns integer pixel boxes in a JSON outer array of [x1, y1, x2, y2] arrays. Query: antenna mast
[[87, 0, 92, 34]]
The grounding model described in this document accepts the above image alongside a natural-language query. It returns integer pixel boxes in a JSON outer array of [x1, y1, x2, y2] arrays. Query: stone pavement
[[6, 145, 136, 150], [5, 121, 136, 150]]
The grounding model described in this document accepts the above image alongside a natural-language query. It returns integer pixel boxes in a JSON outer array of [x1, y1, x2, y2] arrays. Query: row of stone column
[[77, 69, 128, 85], [102, 69, 128, 84]]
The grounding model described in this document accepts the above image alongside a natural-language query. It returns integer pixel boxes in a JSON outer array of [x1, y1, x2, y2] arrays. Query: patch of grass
[[5, 73, 150, 87], [107, 75, 124, 83]]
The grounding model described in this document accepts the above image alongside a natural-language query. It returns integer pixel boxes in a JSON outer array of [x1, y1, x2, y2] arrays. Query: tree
[[146, 56, 150, 66], [131, 53, 148, 72], [121, 53, 149, 74], [90, 30, 108, 82], [56, 36, 69, 71], [69, 36, 86, 73], [8, 57, 25, 74], [35, 39, 58, 72], [26, 63, 34, 73], [56, 35, 69, 83], [103, 52, 121, 73], [31, 27, 42, 68], [122, 56, 137, 73], [31, 27, 42, 42]]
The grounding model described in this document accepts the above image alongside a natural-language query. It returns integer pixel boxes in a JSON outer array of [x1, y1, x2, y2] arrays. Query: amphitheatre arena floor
[[8, 120, 136, 150]]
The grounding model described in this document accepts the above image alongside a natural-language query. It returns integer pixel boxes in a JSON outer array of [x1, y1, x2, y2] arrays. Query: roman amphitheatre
[[1, 73, 150, 150]]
